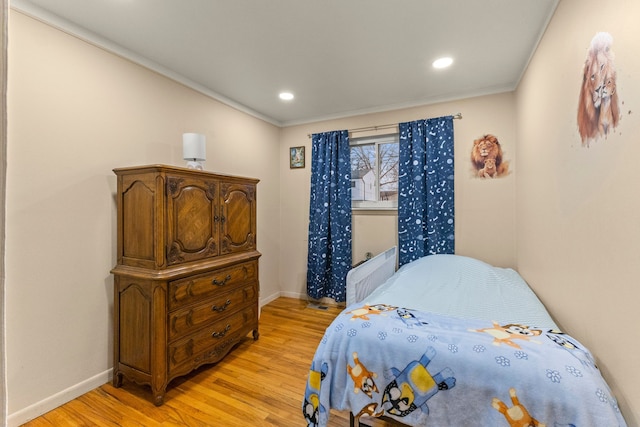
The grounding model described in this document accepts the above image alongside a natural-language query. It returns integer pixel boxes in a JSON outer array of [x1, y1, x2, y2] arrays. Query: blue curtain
[[306, 130, 352, 302], [398, 116, 455, 267]]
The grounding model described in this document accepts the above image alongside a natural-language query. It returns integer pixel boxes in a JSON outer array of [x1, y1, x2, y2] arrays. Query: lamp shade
[[182, 133, 206, 161]]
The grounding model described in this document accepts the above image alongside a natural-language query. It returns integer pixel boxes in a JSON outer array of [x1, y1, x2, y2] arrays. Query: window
[[350, 134, 399, 210]]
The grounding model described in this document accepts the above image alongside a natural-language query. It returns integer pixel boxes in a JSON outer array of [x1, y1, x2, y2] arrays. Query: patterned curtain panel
[[306, 130, 352, 302], [398, 116, 454, 266]]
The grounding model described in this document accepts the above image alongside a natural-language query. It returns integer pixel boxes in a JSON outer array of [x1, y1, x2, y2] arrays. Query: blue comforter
[[303, 303, 627, 426]]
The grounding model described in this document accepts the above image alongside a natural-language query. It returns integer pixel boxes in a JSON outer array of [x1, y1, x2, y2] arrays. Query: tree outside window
[[350, 135, 399, 209]]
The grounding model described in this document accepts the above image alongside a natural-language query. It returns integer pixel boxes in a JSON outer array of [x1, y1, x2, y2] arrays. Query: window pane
[[350, 144, 376, 201], [378, 142, 398, 201], [350, 135, 399, 209]]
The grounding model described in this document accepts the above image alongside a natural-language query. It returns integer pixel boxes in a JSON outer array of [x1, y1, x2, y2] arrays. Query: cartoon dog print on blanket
[[546, 330, 597, 369], [396, 308, 429, 328], [303, 362, 328, 427], [354, 403, 384, 421], [470, 322, 542, 349], [347, 304, 397, 321], [381, 346, 456, 418], [492, 387, 546, 427], [347, 352, 379, 397]]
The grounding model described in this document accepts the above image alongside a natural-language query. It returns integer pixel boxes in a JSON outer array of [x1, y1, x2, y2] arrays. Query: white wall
[[6, 11, 281, 425], [516, 0, 639, 423], [279, 92, 518, 299]]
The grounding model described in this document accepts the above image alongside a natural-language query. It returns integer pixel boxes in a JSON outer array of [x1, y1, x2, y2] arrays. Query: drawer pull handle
[[212, 299, 231, 312], [212, 274, 232, 286], [212, 324, 231, 338]]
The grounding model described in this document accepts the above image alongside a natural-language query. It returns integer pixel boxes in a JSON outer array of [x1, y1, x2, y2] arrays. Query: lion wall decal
[[471, 134, 509, 179], [577, 32, 620, 146]]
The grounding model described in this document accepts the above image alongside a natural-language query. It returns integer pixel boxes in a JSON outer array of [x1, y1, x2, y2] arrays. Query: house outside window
[[350, 134, 399, 210]]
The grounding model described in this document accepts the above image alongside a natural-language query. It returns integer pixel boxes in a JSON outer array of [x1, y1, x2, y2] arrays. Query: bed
[[303, 248, 627, 427]]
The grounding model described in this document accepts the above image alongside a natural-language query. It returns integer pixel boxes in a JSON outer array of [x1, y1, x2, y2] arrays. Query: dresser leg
[[113, 371, 123, 388], [253, 328, 260, 340], [153, 391, 165, 406]]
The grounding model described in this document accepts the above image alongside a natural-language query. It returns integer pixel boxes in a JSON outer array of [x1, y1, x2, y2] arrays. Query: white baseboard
[[6, 369, 112, 427], [261, 291, 343, 307], [277, 290, 307, 300], [259, 291, 282, 307], [259, 290, 307, 307]]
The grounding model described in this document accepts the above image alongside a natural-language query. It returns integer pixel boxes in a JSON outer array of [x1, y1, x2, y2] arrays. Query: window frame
[[350, 133, 399, 211]]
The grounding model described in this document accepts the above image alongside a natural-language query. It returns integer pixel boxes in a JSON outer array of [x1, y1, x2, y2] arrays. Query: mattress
[[364, 253, 559, 329]]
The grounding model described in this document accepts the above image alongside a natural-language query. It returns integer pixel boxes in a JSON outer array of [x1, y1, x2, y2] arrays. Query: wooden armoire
[[111, 165, 260, 405]]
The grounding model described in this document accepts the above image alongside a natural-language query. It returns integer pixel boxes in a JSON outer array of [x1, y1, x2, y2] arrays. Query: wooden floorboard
[[20, 297, 379, 427]]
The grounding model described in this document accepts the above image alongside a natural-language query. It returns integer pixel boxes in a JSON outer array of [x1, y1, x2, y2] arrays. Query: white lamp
[[182, 133, 206, 170]]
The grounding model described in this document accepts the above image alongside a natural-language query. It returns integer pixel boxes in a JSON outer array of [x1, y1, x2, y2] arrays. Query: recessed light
[[432, 57, 453, 69], [279, 92, 294, 101]]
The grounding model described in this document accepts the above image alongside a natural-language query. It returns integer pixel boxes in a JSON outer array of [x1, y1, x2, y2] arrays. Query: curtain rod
[[307, 112, 462, 138]]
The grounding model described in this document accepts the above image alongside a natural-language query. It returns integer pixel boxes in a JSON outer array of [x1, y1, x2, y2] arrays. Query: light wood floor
[[21, 297, 357, 427]]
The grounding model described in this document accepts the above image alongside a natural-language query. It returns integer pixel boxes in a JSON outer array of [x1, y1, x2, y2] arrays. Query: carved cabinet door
[[166, 175, 219, 265], [219, 181, 257, 255]]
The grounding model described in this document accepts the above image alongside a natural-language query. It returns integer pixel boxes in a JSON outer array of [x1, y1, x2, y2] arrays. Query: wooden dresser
[[111, 164, 260, 405]]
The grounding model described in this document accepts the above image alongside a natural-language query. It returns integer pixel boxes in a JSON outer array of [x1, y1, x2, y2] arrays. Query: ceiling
[[12, 0, 558, 127]]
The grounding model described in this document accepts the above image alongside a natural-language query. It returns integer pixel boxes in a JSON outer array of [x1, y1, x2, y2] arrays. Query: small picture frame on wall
[[290, 146, 305, 169]]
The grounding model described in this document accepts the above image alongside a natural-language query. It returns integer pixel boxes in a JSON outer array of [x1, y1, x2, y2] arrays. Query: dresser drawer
[[168, 305, 258, 371], [169, 261, 258, 309], [168, 282, 257, 340]]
